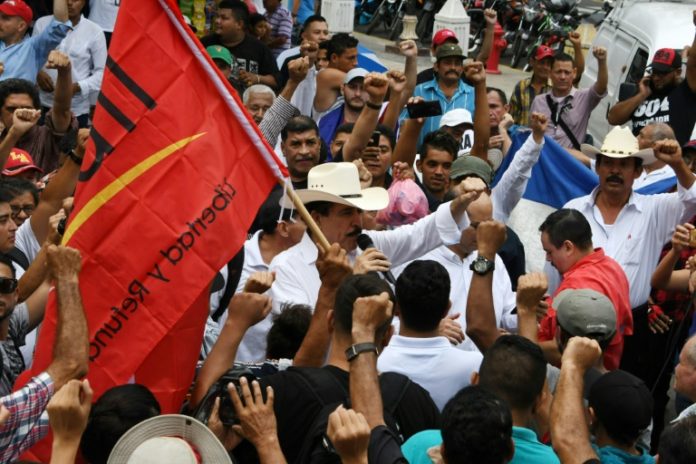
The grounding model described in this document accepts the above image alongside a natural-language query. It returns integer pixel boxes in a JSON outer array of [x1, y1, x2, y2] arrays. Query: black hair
[[396, 260, 450, 332], [266, 304, 312, 359], [319, 41, 330, 53], [301, 15, 327, 34], [80, 384, 161, 464], [441, 385, 513, 464], [658, 415, 696, 464], [0, 188, 16, 205], [333, 273, 395, 337], [281, 115, 319, 141], [552, 52, 575, 66], [334, 123, 355, 139], [486, 86, 508, 105], [0, 78, 40, 110], [478, 335, 547, 411], [326, 33, 358, 60], [419, 130, 458, 161], [305, 200, 333, 217], [218, 0, 249, 25], [0, 178, 39, 206], [376, 124, 396, 151], [595, 153, 643, 170], [0, 254, 16, 278], [249, 188, 297, 235], [539, 208, 593, 250], [249, 12, 267, 27]]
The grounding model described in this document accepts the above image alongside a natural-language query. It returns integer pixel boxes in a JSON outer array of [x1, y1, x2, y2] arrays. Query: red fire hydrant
[[486, 22, 507, 75]]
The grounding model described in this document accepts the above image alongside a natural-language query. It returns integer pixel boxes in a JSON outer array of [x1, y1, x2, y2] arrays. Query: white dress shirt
[[632, 164, 676, 191], [290, 67, 317, 120], [235, 201, 468, 361], [492, 133, 544, 223], [557, 183, 696, 307], [88, 0, 119, 32], [33, 15, 107, 117], [393, 246, 517, 352], [378, 335, 483, 411]]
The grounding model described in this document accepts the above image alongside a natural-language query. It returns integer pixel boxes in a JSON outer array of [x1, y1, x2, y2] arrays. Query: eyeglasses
[[0, 277, 18, 294], [10, 205, 34, 217]]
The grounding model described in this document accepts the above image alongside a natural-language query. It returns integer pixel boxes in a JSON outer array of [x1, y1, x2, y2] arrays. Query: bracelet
[[66, 150, 83, 166], [345, 342, 378, 362], [365, 101, 382, 110], [256, 74, 260, 84]]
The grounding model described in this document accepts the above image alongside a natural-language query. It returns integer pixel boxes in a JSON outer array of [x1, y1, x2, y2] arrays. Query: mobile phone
[[406, 100, 443, 119], [689, 229, 696, 248], [368, 131, 381, 147]]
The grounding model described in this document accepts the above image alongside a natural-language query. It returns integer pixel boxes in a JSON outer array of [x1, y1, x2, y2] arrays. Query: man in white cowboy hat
[[551, 126, 696, 380], [235, 161, 485, 361]]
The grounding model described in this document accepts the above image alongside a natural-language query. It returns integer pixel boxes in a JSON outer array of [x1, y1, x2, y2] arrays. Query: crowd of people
[[1, 0, 696, 463]]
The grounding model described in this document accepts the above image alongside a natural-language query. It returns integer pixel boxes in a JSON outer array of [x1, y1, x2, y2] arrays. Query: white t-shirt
[[88, 0, 119, 32]]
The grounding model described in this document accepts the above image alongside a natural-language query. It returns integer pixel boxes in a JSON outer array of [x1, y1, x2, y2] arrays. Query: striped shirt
[[265, 6, 293, 58], [509, 76, 551, 127], [0, 373, 54, 463]]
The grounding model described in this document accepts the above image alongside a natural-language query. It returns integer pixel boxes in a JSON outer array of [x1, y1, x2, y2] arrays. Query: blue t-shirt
[[288, 0, 314, 24], [401, 430, 441, 464], [510, 426, 559, 464], [593, 445, 655, 464]]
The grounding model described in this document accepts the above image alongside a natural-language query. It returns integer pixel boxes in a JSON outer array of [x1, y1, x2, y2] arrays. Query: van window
[[625, 48, 649, 85]]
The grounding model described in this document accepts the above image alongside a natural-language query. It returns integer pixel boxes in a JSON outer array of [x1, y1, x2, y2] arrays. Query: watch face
[[474, 259, 489, 273]]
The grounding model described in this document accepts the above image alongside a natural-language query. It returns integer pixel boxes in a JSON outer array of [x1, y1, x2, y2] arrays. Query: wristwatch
[[470, 255, 495, 276], [345, 342, 378, 362]]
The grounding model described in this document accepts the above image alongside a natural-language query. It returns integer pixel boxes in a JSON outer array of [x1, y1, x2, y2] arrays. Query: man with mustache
[[553, 128, 696, 387], [406, 43, 475, 148]]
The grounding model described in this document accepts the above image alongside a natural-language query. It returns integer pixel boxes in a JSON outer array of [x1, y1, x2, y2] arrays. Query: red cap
[[534, 45, 554, 61], [2, 148, 43, 177], [0, 0, 33, 23], [650, 48, 681, 73], [432, 29, 458, 47]]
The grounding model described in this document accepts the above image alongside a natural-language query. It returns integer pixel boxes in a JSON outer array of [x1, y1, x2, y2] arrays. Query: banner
[[21, 0, 286, 423]]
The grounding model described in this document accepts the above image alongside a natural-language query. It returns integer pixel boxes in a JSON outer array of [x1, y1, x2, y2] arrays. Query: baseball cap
[[2, 148, 43, 177], [449, 155, 493, 187], [206, 45, 233, 67], [649, 48, 681, 73], [107, 414, 232, 463], [436, 43, 465, 61], [344, 68, 368, 84], [588, 370, 653, 443], [433, 29, 458, 47], [439, 109, 473, 128], [0, 0, 33, 23], [554, 289, 616, 343], [683, 139, 696, 153], [534, 45, 554, 61]]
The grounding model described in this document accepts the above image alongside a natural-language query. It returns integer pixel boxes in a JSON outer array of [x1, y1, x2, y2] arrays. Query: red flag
[[18, 0, 286, 458]]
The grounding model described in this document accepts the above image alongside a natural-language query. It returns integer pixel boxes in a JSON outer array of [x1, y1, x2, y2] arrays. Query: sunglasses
[[0, 277, 18, 294]]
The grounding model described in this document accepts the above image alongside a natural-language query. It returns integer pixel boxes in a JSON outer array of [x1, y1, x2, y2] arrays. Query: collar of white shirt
[[582, 186, 644, 214]]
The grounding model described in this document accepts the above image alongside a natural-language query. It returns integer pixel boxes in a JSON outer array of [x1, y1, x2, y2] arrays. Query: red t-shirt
[[538, 248, 633, 370]]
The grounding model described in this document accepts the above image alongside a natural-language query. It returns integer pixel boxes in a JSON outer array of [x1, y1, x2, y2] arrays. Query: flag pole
[[279, 180, 331, 253]]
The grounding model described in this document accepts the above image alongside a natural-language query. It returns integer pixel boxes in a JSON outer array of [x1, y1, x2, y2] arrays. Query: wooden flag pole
[[279, 180, 331, 253]]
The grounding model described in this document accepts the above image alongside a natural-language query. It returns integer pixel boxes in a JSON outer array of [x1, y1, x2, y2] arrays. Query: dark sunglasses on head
[[0, 277, 18, 294]]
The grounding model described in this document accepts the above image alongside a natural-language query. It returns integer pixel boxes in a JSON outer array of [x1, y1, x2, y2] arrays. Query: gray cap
[[554, 288, 616, 343], [449, 155, 493, 187]]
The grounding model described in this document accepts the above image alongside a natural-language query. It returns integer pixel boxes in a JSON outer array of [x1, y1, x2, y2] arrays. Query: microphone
[[357, 234, 396, 285]]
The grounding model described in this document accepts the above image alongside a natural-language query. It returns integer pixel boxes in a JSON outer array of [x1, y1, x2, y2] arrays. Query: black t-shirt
[[259, 365, 440, 463], [278, 52, 301, 89], [369, 426, 408, 464], [622, 79, 696, 145], [200, 34, 280, 88]]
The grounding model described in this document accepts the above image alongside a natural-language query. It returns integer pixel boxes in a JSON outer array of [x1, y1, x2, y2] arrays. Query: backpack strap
[[546, 94, 581, 150], [5, 248, 29, 271], [379, 372, 412, 416], [212, 248, 245, 322]]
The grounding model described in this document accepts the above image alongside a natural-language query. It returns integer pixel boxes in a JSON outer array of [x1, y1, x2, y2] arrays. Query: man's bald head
[[637, 123, 675, 150]]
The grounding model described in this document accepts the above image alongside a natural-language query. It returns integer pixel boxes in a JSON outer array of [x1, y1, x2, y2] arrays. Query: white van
[[579, 0, 694, 145]]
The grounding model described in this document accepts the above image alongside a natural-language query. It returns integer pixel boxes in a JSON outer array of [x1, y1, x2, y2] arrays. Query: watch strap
[[345, 342, 378, 362], [365, 100, 382, 110]]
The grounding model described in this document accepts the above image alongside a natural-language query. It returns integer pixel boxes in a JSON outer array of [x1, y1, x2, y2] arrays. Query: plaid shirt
[[0, 372, 54, 463], [509, 76, 551, 127]]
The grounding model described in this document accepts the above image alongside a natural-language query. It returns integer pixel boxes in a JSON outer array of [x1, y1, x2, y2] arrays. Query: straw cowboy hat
[[281, 162, 389, 211], [580, 126, 656, 164], [107, 415, 231, 464]]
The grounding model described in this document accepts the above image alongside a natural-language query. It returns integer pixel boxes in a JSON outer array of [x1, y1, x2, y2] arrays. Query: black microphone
[[357, 234, 396, 285]]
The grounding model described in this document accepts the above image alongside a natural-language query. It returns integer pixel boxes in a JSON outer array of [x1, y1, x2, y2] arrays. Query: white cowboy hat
[[281, 162, 389, 211], [107, 415, 231, 464], [580, 126, 656, 164]]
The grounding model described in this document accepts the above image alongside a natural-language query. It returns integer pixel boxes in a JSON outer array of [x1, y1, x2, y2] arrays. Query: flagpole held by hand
[[279, 180, 331, 253]]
